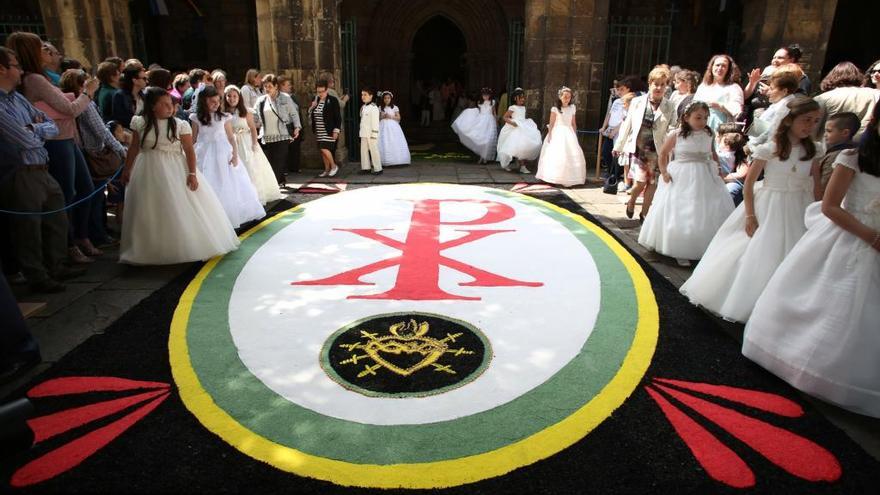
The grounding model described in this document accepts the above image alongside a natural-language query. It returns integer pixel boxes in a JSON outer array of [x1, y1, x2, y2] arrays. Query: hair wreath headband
[[558, 86, 572, 97], [379, 90, 394, 99]]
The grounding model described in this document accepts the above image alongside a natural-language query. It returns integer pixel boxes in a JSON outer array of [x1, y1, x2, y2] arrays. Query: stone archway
[[342, 0, 518, 119]]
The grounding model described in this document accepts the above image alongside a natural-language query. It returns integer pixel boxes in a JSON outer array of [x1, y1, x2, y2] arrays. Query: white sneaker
[[675, 258, 691, 267], [617, 181, 626, 192], [519, 165, 530, 174], [318, 171, 328, 177], [328, 166, 339, 177]]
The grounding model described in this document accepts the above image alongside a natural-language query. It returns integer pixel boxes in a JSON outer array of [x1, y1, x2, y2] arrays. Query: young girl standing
[[536, 86, 587, 187], [378, 91, 411, 166], [680, 96, 823, 322], [638, 102, 735, 265], [190, 85, 265, 228], [120, 87, 239, 264], [496, 88, 542, 173], [224, 85, 283, 204], [742, 107, 880, 417], [451, 88, 498, 163]]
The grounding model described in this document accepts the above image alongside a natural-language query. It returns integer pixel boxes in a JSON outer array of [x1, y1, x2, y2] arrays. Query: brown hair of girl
[[773, 95, 819, 161]]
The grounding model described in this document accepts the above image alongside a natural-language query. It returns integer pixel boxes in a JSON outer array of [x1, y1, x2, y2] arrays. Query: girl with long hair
[[224, 85, 283, 204], [681, 95, 823, 322], [638, 102, 734, 265], [742, 102, 880, 418], [190, 85, 264, 228], [119, 87, 238, 264]]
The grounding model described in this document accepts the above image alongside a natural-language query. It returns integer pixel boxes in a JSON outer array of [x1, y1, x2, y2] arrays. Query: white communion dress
[[679, 140, 816, 322], [378, 105, 411, 166], [536, 105, 587, 187], [496, 105, 542, 170], [742, 150, 880, 418], [191, 113, 265, 228], [638, 130, 735, 259], [451, 100, 498, 161], [230, 114, 283, 204], [120, 116, 240, 265]]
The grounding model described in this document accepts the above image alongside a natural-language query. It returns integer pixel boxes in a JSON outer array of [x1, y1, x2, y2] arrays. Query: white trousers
[[360, 137, 382, 172]]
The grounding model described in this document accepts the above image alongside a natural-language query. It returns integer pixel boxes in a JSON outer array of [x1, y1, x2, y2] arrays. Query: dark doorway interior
[[823, 0, 879, 76], [411, 16, 467, 86]]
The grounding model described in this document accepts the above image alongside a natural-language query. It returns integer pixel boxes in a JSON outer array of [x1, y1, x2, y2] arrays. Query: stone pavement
[[4, 161, 878, 460]]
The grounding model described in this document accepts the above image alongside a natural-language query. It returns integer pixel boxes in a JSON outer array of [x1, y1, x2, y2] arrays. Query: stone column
[[255, 0, 346, 167], [523, 0, 610, 176], [38, 0, 133, 69], [738, 0, 839, 92]]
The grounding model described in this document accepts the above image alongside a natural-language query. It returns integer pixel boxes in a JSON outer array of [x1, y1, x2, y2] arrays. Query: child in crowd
[[496, 88, 542, 173], [359, 86, 383, 174], [638, 102, 734, 265], [618, 92, 636, 191], [224, 85, 283, 204], [818, 112, 860, 195], [672, 70, 699, 122], [743, 103, 880, 418], [536, 86, 587, 187], [716, 123, 750, 205], [452, 87, 498, 164], [680, 96, 822, 322], [190, 85, 264, 228], [377, 91, 411, 166], [120, 87, 239, 265]]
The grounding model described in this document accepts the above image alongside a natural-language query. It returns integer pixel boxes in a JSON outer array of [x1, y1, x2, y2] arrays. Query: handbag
[[85, 146, 121, 179]]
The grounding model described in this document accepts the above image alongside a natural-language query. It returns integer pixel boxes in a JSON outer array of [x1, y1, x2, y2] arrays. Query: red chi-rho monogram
[[293, 199, 543, 300]]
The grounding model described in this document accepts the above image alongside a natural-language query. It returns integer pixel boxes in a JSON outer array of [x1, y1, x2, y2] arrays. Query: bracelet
[[187, 172, 196, 176], [745, 214, 756, 219], [871, 231, 880, 248]]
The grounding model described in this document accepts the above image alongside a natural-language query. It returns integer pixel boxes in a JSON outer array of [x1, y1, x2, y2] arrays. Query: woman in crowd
[[111, 66, 147, 129], [693, 54, 744, 135], [308, 78, 342, 177], [6, 32, 99, 263], [254, 73, 302, 185], [814, 62, 879, 139], [240, 69, 263, 114]]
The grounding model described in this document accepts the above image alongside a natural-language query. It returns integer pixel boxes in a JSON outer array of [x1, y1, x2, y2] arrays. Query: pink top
[[22, 73, 92, 140]]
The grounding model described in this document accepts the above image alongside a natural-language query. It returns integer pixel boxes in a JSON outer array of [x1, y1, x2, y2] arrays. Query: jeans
[[0, 269, 40, 368], [727, 181, 744, 206], [45, 139, 94, 240], [601, 136, 615, 178]]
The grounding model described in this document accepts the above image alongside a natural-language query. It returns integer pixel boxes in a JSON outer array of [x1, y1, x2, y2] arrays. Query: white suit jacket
[[359, 103, 380, 138], [613, 95, 676, 154]]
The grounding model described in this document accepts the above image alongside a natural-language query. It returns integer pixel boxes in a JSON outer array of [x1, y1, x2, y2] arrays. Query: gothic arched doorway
[[411, 16, 467, 88]]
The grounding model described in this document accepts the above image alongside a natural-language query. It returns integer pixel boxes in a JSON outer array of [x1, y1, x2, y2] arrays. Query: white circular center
[[228, 184, 601, 425]]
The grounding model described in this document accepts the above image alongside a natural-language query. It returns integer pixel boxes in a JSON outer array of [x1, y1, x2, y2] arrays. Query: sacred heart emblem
[[321, 312, 492, 397], [362, 320, 449, 376]]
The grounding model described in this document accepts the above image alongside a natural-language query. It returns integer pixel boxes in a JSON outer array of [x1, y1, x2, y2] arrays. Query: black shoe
[[0, 352, 42, 384], [371, 170, 383, 175], [29, 278, 66, 293], [52, 265, 87, 281], [359, 169, 371, 175]]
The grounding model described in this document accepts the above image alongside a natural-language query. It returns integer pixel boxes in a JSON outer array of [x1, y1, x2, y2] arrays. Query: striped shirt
[[0, 89, 58, 165], [314, 100, 333, 142]]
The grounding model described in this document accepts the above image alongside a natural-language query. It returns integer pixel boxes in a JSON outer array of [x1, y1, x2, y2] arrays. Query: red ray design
[[654, 378, 804, 418], [654, 383, 842, 482], [645, 385, 756, 488], [11, 392, 170, 487], [28, 377, 170, 398], [28, 389, 168, 443]]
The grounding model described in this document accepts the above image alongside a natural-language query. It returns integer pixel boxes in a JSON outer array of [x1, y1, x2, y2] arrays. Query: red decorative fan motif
[[10, 377, 171, 487], [645, 377, 842, 489]]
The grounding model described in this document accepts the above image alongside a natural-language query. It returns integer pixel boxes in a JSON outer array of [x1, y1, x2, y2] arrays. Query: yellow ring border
[[169, 189, 659, 489]]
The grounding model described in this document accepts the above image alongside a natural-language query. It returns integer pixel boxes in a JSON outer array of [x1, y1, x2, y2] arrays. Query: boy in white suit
[[359, 87, 382, 174]]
